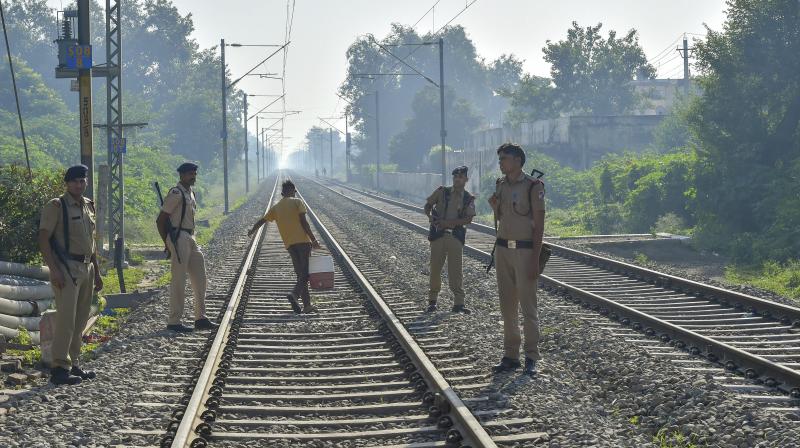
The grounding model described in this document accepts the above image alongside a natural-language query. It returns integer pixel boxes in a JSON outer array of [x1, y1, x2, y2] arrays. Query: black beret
[[177, 162, 199, 173], [451, 165, 468, 176], [64, 164, 88, 182]]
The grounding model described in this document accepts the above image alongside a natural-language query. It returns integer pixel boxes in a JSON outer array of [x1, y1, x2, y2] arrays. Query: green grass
[[653, 428, 703, 448], [154, 270, 171, 288], [7, 327, 41, 366], [80, 308, 130, 359], [634, 252, 651, 266], [545, 208, 592, 237], [725, 260, 800, 302], [127, 251, 145, 266], [101, 266, 146, 295], [195, 188, 254, 247]]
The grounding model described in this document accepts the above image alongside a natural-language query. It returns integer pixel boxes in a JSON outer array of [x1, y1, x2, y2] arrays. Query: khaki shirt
[[426, 187, 476, 221], [39, 194, 96, 257], [161, 183, 196, 230], [496, 172, 546, 241]]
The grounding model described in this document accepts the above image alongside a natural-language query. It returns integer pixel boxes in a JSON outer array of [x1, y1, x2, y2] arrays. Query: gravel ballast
[[299, 178, 800, 448], [0, 178, 275, 448]]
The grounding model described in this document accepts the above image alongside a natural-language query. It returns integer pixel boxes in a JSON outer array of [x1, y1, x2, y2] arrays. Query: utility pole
[[329, 127, 333, 178], [677, 35, 693, 94], [105, 0, 124, 268], [255, 115, 259, 182], [78, 0, 93, 198], [261, 128, 267, 175], [220, 38, 229, 213], [345, 114, 351, 182], [438, 37, 447, 186], [375, 90, 380, 189], [243, 92, 249, 193]]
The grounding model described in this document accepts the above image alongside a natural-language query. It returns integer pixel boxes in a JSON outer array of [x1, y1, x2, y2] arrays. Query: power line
[[647, 35, 682, 64], [0, 1, 31, 179], [387, 0, 479, 72], [653, 52, 682, 70], [411, 0, 441, 29]]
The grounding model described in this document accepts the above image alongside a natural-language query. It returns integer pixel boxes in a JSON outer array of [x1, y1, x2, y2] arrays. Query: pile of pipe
[[0, 261, 54, 345]]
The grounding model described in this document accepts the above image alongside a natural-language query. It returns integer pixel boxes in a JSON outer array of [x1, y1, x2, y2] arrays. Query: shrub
[[0, 165, 64, 263]]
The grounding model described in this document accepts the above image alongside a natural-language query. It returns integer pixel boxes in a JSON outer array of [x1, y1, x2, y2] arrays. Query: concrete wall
[[466, 114, 666, 169]]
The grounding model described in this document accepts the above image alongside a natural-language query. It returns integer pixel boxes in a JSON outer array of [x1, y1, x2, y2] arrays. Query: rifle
[[51, 197, 77, 285], [154, 182, 182, 264]]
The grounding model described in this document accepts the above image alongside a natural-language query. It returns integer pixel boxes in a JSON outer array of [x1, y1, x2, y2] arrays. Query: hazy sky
[[49, 0, 729, 157]]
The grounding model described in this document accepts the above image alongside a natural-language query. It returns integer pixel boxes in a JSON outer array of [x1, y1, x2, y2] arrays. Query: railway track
[[137, 174, 550, 447], [307, 176, 800, 404]]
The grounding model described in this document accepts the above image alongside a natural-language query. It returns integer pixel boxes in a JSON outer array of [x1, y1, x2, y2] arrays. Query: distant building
[[464, 78, 699, 169]]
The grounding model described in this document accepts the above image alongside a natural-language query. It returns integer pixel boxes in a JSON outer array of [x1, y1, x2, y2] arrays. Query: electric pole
[[329, 127, 333, 178], [255, 115, 260, 182], [220, 38, 229, 213], [438, 37, 447, 186], [78, 0, 93, 198], [677, 35, 693, 94], [345, 114, 351, 183], [243, 92, 249, 193], [375, 91, 380, 189]]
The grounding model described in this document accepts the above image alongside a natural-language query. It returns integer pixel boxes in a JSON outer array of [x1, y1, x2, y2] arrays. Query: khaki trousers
[[51, 260, 94, 370], [167, 231, 207, 325], [495, 245, 540, 360], [429, 233, 465, 305]]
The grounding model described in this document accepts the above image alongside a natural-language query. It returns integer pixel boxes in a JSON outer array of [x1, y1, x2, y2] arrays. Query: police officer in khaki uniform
[[156, 162, 218, 332], [488, 143, 545, 376], [424, 166, 476, 314], [38, 164, 102, 385]]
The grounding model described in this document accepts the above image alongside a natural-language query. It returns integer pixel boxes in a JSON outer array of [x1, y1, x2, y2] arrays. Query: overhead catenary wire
[[0, 1, 31, 180], [411, 0, 442, 29], [279, 0, 296, 159], [387, 0, 479, 72]]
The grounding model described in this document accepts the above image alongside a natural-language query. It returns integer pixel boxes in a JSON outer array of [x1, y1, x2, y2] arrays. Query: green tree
[[688, 0, 800, 261], [387, 86, 481, 170], [339, 24, 521, 169], [502, 74, 557, 125], [543, 22, 655, 116]]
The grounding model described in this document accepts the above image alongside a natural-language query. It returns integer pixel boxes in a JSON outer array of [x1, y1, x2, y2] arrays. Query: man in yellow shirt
[[248, 180, 321, 313]]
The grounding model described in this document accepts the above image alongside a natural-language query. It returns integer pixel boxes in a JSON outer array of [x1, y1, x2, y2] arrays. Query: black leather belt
[[496, 238, 534, 249], [68, 254, 92, 263], [180, 228, 194, 235]]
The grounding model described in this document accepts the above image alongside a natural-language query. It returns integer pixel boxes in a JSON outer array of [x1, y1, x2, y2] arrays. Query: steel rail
[[306, 176, 800, 395], [327, 180, 800, 326], [293, 181, 498, 448], [171, 175, 281, 447]]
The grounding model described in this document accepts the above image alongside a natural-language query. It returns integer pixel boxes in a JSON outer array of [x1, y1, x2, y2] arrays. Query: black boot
[[194, 318, 219, 330], [451, 304, 471, 314], [50, 367, 82, 386], [492, 356, 521, 374], [167, 323, 193, 333], [70, 366, 96, 380], [523, 357, 537, 376], [426, 302, 437, 312]]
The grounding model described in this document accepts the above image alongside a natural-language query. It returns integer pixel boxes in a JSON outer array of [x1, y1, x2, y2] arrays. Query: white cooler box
[[309, 255, 334, 290]]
